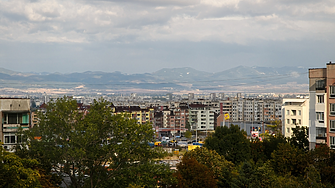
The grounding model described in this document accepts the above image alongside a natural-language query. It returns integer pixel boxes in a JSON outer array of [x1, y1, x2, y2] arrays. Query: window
[[298, 119, 301, 125], [316, 79, 326, 90], [287, 119, 290, 124], [287, 110, 289, 115], [291, 110, 296, 116], [330, 120, 335, 132], [287, 128, 290, 133], [317, 127, 326, 138], [331, 137, 335, 149], [292, 119, 297, 125], [316, 112, 324, 123], [317, 95, 324, 103], [298, 110, 301, 116], [5, 135, 15, 144], [330, 104, 335, 116], [330, 86, 335, 98]]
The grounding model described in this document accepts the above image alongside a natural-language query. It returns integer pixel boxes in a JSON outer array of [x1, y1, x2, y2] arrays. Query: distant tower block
[[166, 93, 173, 101], [131, 93, 137, 98], [188, 93, 194, 100], [237, 93, 242, 99], [219, 93, 225, 100], [210, 93, 216, 101]]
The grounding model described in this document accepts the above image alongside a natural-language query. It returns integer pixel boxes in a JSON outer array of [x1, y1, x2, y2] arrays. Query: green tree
[[183, 147, 235, 187], [204, 125, 251, 164], [184, 131, 192, 139], [250, 138, 267, 163], [232, 161, 277, 188], [270, 174, 303, 188], [289, 126, 309, 151], [262, 134, 287, 161], [0, 143, 42, 188], [266, 120, 282, 136], [173, 156, 217, 188], [310, 145, 335, 186], [303, 165, 324, 188], [21, 97, 173, 188], [270, 143, 311, 177]]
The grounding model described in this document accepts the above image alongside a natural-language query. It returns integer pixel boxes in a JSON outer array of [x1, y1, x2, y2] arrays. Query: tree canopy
[[19, 97, 173, 188], [204, 125, 251, 164], [0, 143, 41, 188]]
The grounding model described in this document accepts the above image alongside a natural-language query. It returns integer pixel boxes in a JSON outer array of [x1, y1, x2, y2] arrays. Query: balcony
[[3, 124, 21, 128], [3, 124, 29, 132]]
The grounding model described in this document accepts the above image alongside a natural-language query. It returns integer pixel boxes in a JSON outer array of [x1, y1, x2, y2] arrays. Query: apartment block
[[282, 98, 309, 138], [189, 104, 215, 131], [230, 98, 282, 124], [1, 98, 31, 151], [113, 106, 154, 125], [309, 62, 335, 149]]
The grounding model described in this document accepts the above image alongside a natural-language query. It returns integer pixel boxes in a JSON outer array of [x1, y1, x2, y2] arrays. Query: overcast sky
[[0, 0, 334, 74]]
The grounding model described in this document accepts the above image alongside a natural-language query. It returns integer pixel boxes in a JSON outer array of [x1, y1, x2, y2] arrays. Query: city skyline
[[0, 0, 334, 74]]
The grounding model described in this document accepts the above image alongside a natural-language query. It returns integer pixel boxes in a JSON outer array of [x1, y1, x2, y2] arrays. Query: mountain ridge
[[0, 66, 309, 93]]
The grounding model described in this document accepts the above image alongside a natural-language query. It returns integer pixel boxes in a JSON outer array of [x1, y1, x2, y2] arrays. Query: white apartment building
[[282, 98, 309, 138], [230, 98, 282, 123], [189, 104, 215, 131]]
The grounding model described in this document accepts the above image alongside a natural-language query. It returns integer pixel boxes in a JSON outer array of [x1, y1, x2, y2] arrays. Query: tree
[[173, 156, 217, 188], [232, 161, 279, 188], [184, 131, 192, 139], [183, 147, 235, 187], [266, 120, 282, 136], [289, 126, 309, 151], [204, 125, 251, 164], [22, 97, 173, 188], [261, 134, 287, 161], [250, 138, 267, 163], [270, 143, 311, 177], [0, 143, 42, 188], [310, 145, 335, 186]]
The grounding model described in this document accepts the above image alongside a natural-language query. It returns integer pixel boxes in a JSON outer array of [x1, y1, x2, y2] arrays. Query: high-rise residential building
[[230, 98, 281, 123], [189, 104, 215, 131], [210, 93, 216, 101], [188, 93, 194, 100], [1, 98, 31, 151], [219, 93, 225, 100], [282, 98, 309, 138], [309, 62, 335, 149]]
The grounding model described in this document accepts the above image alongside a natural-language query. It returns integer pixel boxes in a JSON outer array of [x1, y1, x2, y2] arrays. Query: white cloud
[[0, 0, 334, 45], [0, 0, 334, 74]]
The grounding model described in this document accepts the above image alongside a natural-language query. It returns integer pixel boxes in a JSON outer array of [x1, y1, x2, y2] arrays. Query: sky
[[0, 0, 334, 74]]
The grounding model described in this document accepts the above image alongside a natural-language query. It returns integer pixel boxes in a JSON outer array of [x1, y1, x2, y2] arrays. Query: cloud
[[0, 0, 334, 45], [0, 0, 334, 74]]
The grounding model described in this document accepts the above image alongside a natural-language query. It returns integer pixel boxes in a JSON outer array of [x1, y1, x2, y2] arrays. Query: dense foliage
[[7, 97, 335, 188], [195, 125, 335, 187], [0, 144, 42, 188], [16, 97, 174, 188], [204, 125, 251, 164]]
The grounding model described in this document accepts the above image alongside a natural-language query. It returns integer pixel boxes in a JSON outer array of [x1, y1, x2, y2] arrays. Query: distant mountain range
[[0, 66, 309, 93]]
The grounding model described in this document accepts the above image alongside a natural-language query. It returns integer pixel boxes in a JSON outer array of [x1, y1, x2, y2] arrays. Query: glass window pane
[[10, 136, 15, 143]]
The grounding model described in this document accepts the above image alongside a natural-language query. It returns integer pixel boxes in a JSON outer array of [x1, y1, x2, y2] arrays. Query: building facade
[[1, 98, 31, 151], [282, 98, 309, 138], [309, 62, 335, 149]]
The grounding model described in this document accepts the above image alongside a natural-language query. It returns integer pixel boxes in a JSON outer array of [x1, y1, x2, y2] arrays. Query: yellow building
[[113, 106, 154, 125]]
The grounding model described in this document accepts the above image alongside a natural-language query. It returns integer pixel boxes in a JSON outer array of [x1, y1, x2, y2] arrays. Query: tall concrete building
[[309, 62, 335, 149], [282, 98, 309, 138], [210, 93, 216, 101], [189, 104, 215, 131], [1, 98, 31, 151], [188, 93, 194, 100]]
